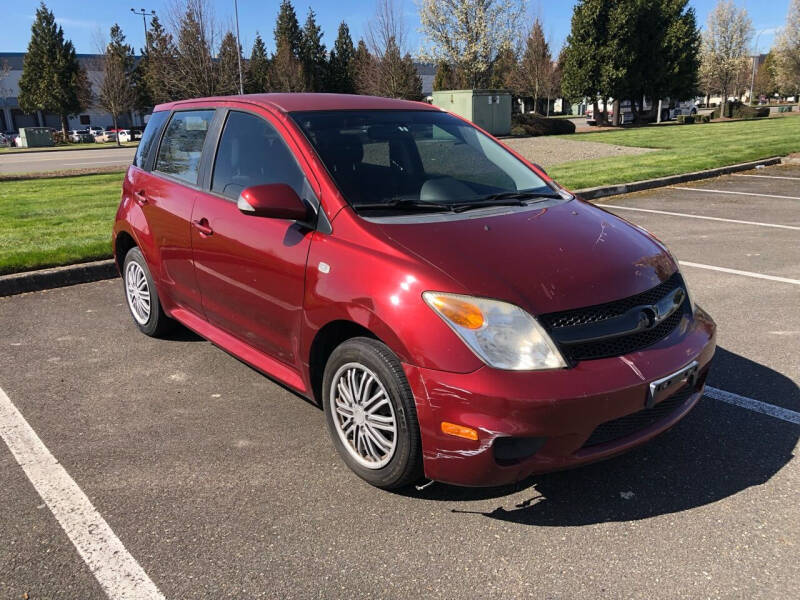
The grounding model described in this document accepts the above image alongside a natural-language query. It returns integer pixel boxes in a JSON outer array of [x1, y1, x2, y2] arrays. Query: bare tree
[[361, 0, 422, 99], [700, 0, 752, 115], [776, 0, 800, 96], [167, 0, 218, 99], [419, 0, 526, 88], [98, 25, 135, 146]]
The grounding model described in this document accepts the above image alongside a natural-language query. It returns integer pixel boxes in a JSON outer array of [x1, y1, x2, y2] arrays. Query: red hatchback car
[[113, 94, 716, 489]]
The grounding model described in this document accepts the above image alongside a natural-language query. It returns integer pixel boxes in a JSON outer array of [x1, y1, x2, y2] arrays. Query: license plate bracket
[[646, 361, 699, 408]]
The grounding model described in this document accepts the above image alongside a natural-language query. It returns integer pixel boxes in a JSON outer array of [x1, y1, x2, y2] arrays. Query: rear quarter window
[[154, 110, 215, 184], [133, 111, 169, 169]]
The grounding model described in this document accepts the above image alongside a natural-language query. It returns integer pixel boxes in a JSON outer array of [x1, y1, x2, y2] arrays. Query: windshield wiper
[[482, 190, 564, 201], [354, 199, 455, 213]]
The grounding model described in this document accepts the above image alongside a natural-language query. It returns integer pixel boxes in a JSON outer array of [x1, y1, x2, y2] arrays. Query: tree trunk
[[592, 99, 600, 125], [60, 114, 69, 139], [612, 99, 621, 127], [113, 114, 120, 147]]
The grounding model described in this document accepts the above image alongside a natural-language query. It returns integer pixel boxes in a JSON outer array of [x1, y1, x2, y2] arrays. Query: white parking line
[[705, 386, 800, 425], [0, 386, 165, 600], [733, 174, 800, 181], [679, 261, 800, 286], [597, 204, 800, 231], [673, 187, 800, 201]]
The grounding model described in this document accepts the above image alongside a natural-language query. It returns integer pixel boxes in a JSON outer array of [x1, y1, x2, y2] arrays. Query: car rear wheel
[[123, 247, 172, 337], [322, 337, 423, 489]]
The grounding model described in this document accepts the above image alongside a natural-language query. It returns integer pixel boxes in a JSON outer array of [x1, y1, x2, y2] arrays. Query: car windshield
[[290, 110, 559, 212]]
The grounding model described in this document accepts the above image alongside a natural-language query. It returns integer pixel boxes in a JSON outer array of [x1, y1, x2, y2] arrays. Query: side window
[[211, 111, 306, 200], [154, 110, 215, 184], [133, 110, 169, 169]]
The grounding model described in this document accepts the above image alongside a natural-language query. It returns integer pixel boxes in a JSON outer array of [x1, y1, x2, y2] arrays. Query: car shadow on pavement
[[418, 347, 799, 526]]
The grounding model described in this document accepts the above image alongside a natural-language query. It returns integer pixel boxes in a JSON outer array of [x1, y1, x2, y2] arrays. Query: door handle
[[192, 218, 213, 236], [133, 190, 147, 205]]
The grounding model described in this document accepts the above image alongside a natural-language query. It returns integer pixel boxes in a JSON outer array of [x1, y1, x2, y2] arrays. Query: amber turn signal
[[441, 421, 479, 441], [429, 295, 484, 330]]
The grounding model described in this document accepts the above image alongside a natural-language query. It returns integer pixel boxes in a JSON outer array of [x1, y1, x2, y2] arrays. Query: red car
[[113, 94, 716, 489]]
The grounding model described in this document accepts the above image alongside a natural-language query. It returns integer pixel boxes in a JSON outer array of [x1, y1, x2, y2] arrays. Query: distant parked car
[[69, 129, 94, 143], [0, 132, 11, 147], [117, 129, 133, 143], [95, 129, 118, 143]]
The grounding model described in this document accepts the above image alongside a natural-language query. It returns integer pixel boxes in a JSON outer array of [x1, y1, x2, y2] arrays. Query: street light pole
[[233, 0, 244, 95], [130, 8, 156, 49], [750, 30, 764, 105]]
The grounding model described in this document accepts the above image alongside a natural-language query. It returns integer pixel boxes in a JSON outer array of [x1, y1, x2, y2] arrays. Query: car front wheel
[[322, 337, 423, 489]]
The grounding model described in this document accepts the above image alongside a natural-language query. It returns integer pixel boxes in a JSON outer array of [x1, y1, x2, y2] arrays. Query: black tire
[[322, 337, 423, 490], [122, 247, 173, 337]]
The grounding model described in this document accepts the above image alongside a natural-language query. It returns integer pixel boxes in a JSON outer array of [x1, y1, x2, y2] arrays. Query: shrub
[[699, 114, 711, 123], [511, 113, 577, 136], [676, 115, 695, 124], [712, 101, 769, 119], [510, 125, 527, 136]]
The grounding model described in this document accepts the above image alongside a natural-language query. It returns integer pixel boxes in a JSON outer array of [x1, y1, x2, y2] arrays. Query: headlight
[[422, 292, 566, 371], [679, 270, 697, 314]]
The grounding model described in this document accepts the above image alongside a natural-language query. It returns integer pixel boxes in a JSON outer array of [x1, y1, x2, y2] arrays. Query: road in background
[[0, 147, 136, 174], [0, 165, 797, 599]]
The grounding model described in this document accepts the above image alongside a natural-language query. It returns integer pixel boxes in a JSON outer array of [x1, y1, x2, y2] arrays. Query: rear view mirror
[[237, 183, 309, 221]]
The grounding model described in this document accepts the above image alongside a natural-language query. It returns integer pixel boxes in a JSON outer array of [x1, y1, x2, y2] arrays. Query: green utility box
[[19, 127, 54, 148], [431, 89, 512, 136]]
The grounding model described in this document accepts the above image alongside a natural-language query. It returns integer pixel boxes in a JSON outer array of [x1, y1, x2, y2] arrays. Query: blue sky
[[3, 0, 792, 56]]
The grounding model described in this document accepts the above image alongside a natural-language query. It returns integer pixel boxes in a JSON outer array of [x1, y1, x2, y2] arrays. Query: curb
[[574, 157, 783, 200], [0, 260, 117, 297]]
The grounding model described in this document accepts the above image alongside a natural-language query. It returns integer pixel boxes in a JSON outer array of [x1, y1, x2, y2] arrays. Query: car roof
[[154, 93, 440, 114]]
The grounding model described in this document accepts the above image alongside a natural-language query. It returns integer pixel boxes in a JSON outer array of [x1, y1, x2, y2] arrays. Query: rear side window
[[133, 111, 169, 169], [211, 111, 305, 200], [155, 110, 215, 184]]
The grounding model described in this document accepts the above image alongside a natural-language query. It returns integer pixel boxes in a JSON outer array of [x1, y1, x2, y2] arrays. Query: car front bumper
[[403, 307, 716, 487]]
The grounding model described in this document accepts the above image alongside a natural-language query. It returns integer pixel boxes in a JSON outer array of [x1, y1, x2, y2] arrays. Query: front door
[[190, 109, 316, 366]]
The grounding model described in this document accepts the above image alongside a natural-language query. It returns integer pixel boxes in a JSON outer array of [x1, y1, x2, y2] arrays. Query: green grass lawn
[[550, 116, 800, 190], [0, 172, 123, 274]]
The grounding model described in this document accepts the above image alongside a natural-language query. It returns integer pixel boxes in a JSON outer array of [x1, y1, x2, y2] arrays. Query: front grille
[[539, 273, 689, 362], [540, 273, 683, 329], [581, 384, 696, 448]]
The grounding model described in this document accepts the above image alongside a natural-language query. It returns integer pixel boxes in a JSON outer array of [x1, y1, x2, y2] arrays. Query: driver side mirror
[[237, 183, 310, 221]]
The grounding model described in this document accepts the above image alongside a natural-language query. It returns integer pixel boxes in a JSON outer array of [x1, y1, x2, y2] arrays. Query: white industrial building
[[0, 52, 147, 133]]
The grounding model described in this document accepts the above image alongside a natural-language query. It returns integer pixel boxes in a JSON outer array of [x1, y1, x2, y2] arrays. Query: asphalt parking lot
[[0, 147, 137, 174], [1, 164, 798, 599]]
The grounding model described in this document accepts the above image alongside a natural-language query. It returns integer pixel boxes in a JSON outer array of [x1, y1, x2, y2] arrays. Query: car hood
[[376, 199, 677, 316]]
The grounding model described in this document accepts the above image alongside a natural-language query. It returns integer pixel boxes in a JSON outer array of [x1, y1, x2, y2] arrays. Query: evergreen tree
[[245, 34, 271, 93], [754, 50, 778, 100], [375, 37, 422, 100], [517, 19, 553, 113], [353, 40, 375, 95], [99, 24, 135, 146], [142, 15, 177, 104], [299, 8, 327, 91], [562, 0, 612, 123], [18, 2, 86, 136], [433, 60, 456, 91], [490, 44, 517, 90], [271, 44, 305, 92], [217, 31, 242, 95], [328, 22, 356, 93], [274, 0, 302, 58]]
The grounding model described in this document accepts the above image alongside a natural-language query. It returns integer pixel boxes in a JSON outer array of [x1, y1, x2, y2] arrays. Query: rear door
[[190, 107, 318, 366], [139, 108, 216, 315]]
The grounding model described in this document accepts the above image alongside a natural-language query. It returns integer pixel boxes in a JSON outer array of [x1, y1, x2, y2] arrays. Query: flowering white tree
[[775, 0, 800, 95], [700, 0, 752, 114], [418, 0, 526, 88]]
